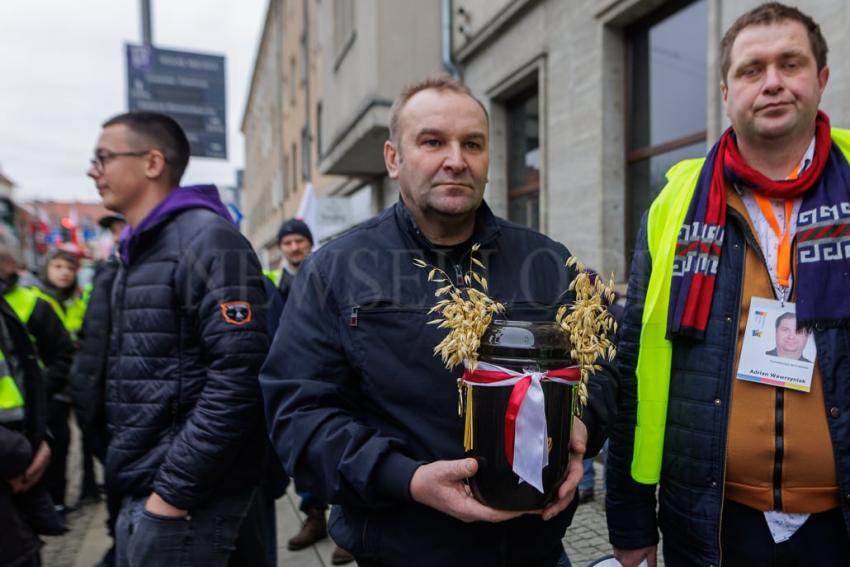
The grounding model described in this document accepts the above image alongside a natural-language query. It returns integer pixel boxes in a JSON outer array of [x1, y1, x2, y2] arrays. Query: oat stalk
[[556, 256, 618, 411], [414, 243, 505, 373]]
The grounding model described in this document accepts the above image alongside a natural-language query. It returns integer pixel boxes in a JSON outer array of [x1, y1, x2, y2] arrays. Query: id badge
[[736, 297, 817, 392]]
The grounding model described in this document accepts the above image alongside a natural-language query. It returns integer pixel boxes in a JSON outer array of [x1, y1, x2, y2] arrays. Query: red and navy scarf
[[669, 111, 850, 337]]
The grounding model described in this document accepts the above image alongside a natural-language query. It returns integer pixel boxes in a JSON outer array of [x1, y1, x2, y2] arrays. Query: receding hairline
[[390, 88, 489, 145], [389, 78, 489, 145]]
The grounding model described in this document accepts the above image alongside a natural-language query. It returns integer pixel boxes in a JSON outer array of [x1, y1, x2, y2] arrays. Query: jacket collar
[[393, 197, 501, 254]]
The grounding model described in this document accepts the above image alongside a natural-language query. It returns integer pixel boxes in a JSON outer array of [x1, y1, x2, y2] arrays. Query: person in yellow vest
[[35, 249, 87, 341], [34, 247, 102, 510], [0, 241, 75, 518], [0, 280, 66, 565], [607, 4, 850, 566]]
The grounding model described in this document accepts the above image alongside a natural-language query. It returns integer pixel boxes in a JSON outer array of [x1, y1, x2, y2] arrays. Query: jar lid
[[478, 320, 570, 360]]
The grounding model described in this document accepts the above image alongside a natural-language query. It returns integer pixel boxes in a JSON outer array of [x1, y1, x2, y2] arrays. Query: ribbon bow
[[462, 360, 580, 493]]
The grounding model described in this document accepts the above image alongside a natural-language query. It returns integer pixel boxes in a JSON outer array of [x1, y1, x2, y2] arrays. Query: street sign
[[126, 44, 227, 159]]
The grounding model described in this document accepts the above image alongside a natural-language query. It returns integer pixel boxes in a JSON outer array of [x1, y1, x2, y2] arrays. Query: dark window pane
[[506, 86, 539, 229], [629, 0, 707, 150], [627, 141, 706, 259], [302, 127, 311, 181], [508, 192, 540, 232]]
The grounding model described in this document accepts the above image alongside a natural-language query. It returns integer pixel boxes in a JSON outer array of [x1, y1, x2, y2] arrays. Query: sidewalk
[[43, 455, 623, 567], [42, 419, 632, 566]]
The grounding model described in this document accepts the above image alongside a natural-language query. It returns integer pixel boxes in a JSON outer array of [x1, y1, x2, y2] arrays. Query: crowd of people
[[3, 3, 850, 566]]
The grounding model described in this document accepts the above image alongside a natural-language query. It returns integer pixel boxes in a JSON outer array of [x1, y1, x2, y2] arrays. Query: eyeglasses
[[90, 150, 151, 173]]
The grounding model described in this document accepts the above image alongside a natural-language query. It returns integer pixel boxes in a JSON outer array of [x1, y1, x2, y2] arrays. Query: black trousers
[[721, 499, 850, 566], [80, 423, 99, 497], [45, 399, 71, 507], [89, 424, 120, 537]]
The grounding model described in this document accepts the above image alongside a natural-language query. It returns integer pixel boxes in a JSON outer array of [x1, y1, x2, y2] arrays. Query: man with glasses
[[87, 111, 270, 566]]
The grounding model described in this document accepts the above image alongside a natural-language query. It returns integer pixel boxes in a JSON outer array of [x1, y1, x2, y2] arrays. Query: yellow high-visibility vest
[[0, 349, 23, 423], [3, 286, 40, 325], [632, 127, 850, 484]]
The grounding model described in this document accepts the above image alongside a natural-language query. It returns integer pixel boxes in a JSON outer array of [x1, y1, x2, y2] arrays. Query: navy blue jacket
[[261, 201, 617, 566], [106, 197, 269, 511], [606, 208, 850, 566], [69, 258, 118, 429]]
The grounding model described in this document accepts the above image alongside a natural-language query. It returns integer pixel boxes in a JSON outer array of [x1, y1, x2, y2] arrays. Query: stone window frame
[[486, 56, 548, 233], [597, 0, 716, 276]]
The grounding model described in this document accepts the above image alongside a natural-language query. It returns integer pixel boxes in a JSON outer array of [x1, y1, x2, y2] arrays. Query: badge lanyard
[[752, 164, 800, 306]]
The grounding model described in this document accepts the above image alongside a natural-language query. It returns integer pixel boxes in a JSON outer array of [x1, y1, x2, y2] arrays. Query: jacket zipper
[[718, 212, 793, 563], [773, 389, 785, 510], [454, 264, 465, 287], [771, 234, 798, 511], [350, 306, 359, 327]]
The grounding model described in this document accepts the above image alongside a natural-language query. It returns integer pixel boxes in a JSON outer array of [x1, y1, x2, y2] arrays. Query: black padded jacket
[[106, 200, 269, 511]]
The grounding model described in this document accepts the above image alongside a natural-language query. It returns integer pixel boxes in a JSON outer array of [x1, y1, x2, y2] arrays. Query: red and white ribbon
[[462, 360, 580, 493]]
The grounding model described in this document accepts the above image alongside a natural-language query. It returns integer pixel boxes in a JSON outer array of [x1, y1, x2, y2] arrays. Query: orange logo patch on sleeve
[[220, 301, 253, 326]]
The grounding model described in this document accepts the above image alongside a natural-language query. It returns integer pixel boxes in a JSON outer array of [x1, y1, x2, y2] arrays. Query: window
[[333, 0, 355, 68], [282, 154, 289, 198], [272, 172, 283, 209], [291, 143, 297, 195], [625, 0, 707, 259], [316, 101, 323, 156], [302, 126, 311, 181], [299, 34, 309, 85], [506, 85, 540, 231], [289, 58, 297, 103]]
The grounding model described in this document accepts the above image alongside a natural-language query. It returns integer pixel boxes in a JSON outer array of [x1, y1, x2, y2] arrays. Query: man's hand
[[614, 545, 657, 567], [145, 492, 188, 518], [410, 458, 524, 523], [9, 441, 51, 493], [541, 417, 587, 521]]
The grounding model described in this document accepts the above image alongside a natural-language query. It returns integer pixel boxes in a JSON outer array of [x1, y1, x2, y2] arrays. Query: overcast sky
[[0, 0, 267, 203]]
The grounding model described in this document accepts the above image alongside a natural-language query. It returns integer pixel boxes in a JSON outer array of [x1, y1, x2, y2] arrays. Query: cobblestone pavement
[[41, 419, 94, 567], [564, 460, 664, 567], [43, 428, 645, 567], [563, 460, 614, 567]]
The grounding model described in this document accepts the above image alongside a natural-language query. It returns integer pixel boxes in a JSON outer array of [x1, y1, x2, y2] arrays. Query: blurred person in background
[[0, 241, 74, 519], [262, 217, 354, 565], [31, 248, 102, 512], [36, 249, 88, 342], [68, 213, 126, 567], [0, 286, 65, 566], [271, 218, 313, 304]]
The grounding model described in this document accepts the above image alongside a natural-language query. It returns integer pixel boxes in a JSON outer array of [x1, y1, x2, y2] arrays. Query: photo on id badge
[[737, 297, 816, 392]]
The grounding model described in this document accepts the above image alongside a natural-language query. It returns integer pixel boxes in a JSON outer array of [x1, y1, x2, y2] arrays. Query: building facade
[[452, 0, 850, 278], [315, 0, 444, 217], [241, 0, 850, 279], [242, 0, 337, 267], [242, 0, 284, 266]]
